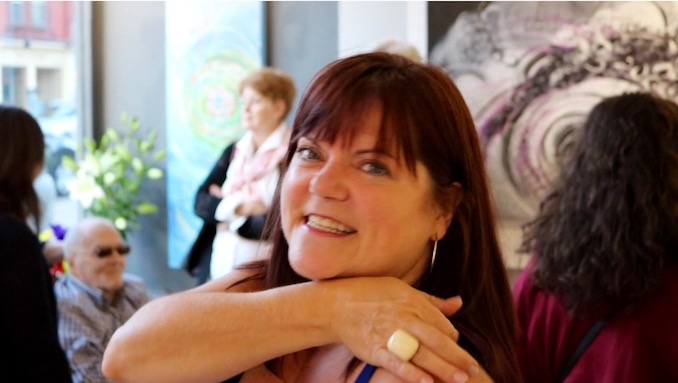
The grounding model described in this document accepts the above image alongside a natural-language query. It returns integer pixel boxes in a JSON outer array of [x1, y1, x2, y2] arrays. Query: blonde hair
[[238, 68, 297, 119]]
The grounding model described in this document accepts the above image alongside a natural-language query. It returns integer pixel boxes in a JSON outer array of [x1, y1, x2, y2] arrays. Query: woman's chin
[[289, 260, 337, 281]]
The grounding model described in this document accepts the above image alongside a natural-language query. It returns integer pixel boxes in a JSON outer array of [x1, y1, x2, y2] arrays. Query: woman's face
[[281, 106, 452, 284], [240, 86, 284, 134]]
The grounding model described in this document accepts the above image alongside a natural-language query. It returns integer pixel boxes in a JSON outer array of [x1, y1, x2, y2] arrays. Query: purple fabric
[[514, 260, 678, 383]]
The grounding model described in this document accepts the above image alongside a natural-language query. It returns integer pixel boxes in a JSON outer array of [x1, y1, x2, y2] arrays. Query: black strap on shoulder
[[555, 320, 606, 383]]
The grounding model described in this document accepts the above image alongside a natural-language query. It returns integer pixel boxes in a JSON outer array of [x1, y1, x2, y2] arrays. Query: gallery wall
[[92, 1, 342, 295], [90, 2, 678, 295]]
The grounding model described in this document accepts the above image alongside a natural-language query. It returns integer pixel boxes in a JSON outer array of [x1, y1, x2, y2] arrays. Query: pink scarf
[[223, 126, 290, 201]]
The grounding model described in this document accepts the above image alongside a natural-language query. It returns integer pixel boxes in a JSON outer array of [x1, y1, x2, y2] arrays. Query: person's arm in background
[[195, 143, 268, 235], [102, 271, 478, 383], [42, 237, 64, 266], [194, 143, 234, 224], [235, 160, 282, 240], [0, 217, 72, 382]]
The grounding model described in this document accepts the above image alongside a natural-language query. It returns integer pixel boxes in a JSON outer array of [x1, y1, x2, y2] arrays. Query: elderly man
[[55, 216, 150, 383]]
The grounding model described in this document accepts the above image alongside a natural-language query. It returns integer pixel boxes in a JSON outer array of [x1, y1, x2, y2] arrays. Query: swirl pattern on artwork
[[431, 2, 678, 221]]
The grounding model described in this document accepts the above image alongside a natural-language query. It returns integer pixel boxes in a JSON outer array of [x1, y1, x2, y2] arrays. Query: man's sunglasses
[[93, 245, 131, 258]]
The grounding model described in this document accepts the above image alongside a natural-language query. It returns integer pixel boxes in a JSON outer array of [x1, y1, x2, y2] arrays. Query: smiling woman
[[102, 53, 521, 383], [281, 110, 450, 284]]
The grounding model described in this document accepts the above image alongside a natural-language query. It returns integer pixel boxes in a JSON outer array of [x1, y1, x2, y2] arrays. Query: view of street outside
[[1, 1, 81, 228]]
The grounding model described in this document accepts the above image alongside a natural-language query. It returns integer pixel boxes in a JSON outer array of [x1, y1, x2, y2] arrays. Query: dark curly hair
[[520, 92, 678, 316]]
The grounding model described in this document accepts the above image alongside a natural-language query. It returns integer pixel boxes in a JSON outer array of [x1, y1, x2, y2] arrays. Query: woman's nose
[[309, 161, 349, 201]]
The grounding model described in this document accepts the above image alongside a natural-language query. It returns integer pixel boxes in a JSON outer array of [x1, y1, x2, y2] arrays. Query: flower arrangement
[[63, 113, 165, 238]]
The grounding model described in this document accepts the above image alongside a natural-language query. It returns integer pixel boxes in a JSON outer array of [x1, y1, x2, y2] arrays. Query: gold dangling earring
[[430, 239, 438, 273]]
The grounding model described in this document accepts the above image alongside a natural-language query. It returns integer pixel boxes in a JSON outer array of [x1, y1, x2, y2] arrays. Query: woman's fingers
[[398, 320, 480, 382], [374, 340, 481, 383], [436, 295, 463, 317], [410, 341, 480, 383], [419, 294, 462, 341], [327, 278, 478, 381], [373, 347, 435, 383]]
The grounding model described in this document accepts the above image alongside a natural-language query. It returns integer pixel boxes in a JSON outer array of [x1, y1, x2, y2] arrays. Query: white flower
[[79, 154, 101, 176], [103, 172, 117, 185], [114, 217, 128, 231], [99, 151, 117, 171], [67, 173, 105, 209]]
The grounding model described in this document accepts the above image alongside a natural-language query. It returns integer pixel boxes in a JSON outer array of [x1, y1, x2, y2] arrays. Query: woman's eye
[[361, 161, 390, 176], [296, 146, 320, 161]]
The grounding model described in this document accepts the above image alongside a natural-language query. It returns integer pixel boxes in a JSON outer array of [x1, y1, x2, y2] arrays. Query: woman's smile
[[305, 214, 357, 235], [280, 105, 448, 283]]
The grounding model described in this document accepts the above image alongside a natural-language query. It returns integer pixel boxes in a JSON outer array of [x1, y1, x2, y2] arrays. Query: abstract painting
[[166, 1, 265, 268], [429, 2, 678, 267]]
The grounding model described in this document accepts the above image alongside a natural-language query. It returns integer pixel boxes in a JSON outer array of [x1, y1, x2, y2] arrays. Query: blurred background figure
[[56, 216, 150, 383], [185, 67, 296, 284], [32, 169, 58, 233], [0, 105, 72, 381], [514, 92, 678, 382], [373, 39, 423, 62]]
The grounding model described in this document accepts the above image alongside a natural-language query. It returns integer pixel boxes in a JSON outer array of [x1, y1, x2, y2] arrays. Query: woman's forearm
[[102, 281, 336, 383]]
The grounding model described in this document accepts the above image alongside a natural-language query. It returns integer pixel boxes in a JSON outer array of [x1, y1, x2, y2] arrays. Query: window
[[31, 2, 48, 28], [0, 1, 91, 232], [8, 1, 24, 26]]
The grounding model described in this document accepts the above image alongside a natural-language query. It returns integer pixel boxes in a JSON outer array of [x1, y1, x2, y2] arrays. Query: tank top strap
[[355, 363, 377, 383]]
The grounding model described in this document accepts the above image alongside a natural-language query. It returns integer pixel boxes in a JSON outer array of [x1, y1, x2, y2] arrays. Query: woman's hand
[[209, 184, 223, 198], [321, 277, 481, 383], [236, 199, 268, 216]]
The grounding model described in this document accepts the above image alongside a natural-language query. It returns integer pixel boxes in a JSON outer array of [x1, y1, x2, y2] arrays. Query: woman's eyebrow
[[298, 136, 318, 144], [354, 148, 396, 159]]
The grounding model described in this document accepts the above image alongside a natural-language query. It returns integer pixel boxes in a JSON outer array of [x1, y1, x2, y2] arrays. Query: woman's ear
[[433, 182, 463, 240]]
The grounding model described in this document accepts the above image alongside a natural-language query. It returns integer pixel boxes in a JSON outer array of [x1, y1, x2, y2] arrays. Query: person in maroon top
[[514, 92, 678, 383]]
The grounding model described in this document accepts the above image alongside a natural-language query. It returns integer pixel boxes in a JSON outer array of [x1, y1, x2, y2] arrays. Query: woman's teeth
[[306, 215, 356, 234]]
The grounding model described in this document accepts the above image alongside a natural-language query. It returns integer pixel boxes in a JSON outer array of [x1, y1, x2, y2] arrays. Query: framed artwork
[[429, 2, 678, 267], [165, 1, 265, 268]]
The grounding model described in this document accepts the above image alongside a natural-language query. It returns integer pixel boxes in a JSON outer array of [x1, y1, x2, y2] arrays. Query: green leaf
[[61, 155, 78, 171], [84, 138, 96, 152], [139, 140, 152, 153], [146, 167, 163, 179], [132, 158, 144, 173], [105, 128, 119, 142], [130, 117, 140, 132], [137, 202, 158, 214], [153, 149, 166, 161], [116, 147, 132, 161]]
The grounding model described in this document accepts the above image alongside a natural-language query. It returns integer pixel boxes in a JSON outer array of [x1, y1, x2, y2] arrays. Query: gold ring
[[387, 329, 419, 361]]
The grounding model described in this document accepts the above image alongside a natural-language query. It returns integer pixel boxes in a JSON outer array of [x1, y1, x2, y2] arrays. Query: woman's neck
[[251, 122, 280, 152]]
